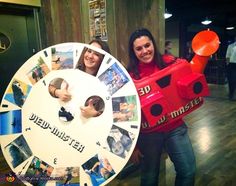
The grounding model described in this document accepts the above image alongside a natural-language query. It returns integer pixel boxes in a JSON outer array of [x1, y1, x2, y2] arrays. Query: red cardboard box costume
[[133, 30, 220, 132]]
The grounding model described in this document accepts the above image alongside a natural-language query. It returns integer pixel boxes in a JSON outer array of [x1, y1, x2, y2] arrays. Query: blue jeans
[[138, 123, 196, 186]]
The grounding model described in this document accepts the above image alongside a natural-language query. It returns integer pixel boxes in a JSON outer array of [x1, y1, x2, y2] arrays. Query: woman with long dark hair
[[127, 28, 196, 186]]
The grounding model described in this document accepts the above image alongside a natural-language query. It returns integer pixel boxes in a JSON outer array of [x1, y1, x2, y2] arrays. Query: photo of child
[[82, 154, 115, 186], [106, 125, 134, 158], [98, 62, 129, 95], [54, 167, 80, 186], [24, 156, 54, 186], [26, 56, 50, 84], [112, 95, 138, 122]]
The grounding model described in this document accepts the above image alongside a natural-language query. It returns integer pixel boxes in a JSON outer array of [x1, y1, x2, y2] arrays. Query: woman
[[76, 39, 110, 76], [127, 28, 196, 186], [49, 39, 110, 118]]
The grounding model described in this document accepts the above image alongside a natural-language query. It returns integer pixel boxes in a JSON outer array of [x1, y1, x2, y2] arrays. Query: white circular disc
[[0, 43, 141, 186]]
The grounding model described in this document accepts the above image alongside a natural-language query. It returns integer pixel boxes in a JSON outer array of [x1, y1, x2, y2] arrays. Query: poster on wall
[[88, 0, 108, 41], [0, 42, 141, 186]]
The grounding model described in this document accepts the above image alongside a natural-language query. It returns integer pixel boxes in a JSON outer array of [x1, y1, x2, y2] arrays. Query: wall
[[39, 0, 83, 47], [165, 20, 179, 57], [0, 0, 166, 66], [39, 0, 165, 66], [114, 0, 165, 66], [38, 0, 165, 66], [79, 0, 165, 66], [79, 0, 118, 58]]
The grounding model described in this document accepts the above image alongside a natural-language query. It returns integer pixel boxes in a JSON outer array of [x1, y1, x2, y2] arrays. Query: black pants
[[226, 63, 236, 99]]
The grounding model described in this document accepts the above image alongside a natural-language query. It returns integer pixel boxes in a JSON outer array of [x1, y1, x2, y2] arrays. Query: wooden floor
[[109, 84, 236, 186], [1, 84, 236, 186]]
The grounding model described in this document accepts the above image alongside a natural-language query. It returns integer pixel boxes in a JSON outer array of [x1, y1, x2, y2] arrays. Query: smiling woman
[[133, 36, 155, 64], [76, 39, 110, 76], [76, 46, 104, 76], [127, 28, 197, 186]]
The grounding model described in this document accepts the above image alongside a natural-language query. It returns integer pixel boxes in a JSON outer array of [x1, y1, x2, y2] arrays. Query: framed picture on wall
[[88, 0, 108, 41]]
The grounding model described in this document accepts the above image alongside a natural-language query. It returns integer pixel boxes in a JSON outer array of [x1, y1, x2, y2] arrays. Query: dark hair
[[165, 40, 172, 47], [165, 40, 172, 54], [127, 28, 166, 79], [85, 95, 105, 116], [89, 39, 111, 54]]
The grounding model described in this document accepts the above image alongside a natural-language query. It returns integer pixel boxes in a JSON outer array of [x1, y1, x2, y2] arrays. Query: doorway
[[0, 5, 41, 101]]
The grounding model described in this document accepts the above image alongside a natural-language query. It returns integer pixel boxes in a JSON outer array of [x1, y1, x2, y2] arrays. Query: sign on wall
[[88, 0, 108, 41]]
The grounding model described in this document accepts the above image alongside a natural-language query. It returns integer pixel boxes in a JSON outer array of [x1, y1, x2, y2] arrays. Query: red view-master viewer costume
[[133, 30, 220, 133]]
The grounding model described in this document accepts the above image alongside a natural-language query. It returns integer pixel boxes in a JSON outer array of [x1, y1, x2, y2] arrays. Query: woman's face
[[133, 36, 154, 64], [84, 42, 103, 73]]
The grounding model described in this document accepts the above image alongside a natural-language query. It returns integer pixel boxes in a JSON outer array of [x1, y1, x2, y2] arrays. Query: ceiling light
[[226, 26, 235, 30], [164, 9, 172, 19], [201, 17, 212, 25]]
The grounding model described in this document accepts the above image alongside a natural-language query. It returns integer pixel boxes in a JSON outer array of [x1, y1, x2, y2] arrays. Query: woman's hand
[[55, 83, 71, 102], [49, 83, 72, 102]]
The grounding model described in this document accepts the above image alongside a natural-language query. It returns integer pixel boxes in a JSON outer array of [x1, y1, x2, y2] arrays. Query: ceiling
[[165, 0, 236, 35]]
